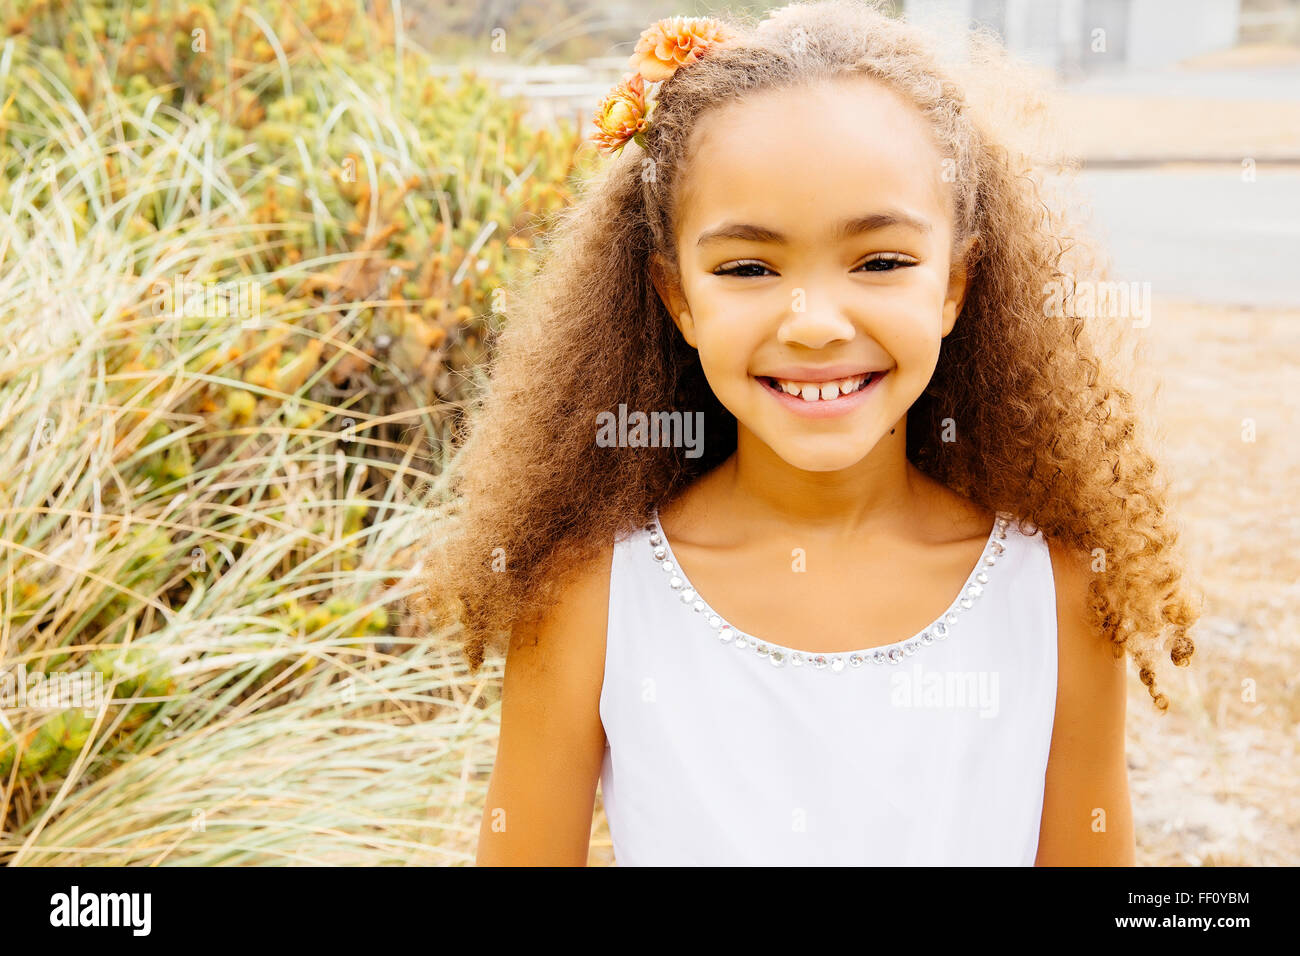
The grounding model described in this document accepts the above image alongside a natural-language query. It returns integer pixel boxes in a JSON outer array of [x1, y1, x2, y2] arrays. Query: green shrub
[[0, 0, 585, 859]]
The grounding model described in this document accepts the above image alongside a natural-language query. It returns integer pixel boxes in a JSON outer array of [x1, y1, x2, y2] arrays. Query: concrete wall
[[901, 0, 1242, 71]]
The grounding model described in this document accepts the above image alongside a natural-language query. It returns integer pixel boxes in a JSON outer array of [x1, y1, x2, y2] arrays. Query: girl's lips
[[755, 371, 888, 418]]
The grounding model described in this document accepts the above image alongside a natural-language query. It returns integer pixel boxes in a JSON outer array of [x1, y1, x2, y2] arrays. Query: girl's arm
[[1035, 540, 1137, 866], [475, 544, 613, 866]]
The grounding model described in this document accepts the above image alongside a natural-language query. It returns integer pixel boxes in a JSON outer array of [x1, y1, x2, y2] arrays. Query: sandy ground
[[585, 298, 1300, 867], [1123, 299, 1300, 866], [1056, 92, 1300, 161]]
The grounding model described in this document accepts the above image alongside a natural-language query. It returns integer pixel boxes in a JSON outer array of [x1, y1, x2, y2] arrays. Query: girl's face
[[654, 76, 970, 473]]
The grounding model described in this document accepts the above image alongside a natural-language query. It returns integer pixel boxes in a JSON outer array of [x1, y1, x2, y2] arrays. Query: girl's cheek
[[866, 297, 941, 353], [703, 309, 767, 352]]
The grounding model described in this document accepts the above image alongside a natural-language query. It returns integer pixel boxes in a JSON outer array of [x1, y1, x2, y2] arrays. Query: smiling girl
[[412, 0, 1199, 866]]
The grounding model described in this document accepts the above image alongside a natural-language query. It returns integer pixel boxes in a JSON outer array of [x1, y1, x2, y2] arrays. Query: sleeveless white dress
[[598, 509, 1059, 866]]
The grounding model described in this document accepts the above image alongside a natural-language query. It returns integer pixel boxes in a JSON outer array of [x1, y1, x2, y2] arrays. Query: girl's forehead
[[676, 77, 953, 245]]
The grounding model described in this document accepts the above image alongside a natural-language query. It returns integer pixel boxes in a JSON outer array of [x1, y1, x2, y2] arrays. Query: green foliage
[[1, 0, 588, 425], [0, 0, 588, 849]]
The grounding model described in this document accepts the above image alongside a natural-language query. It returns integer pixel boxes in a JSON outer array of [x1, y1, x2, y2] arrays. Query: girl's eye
[[712, 255, 915, 278], [713, 260, 772, 278], [856, 255, 914, 272]]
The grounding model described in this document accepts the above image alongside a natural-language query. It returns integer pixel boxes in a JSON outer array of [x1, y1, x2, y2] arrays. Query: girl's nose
[[776, 292, 857, 350]]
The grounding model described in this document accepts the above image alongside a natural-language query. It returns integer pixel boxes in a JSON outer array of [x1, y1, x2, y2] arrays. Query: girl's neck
[[721, 417, 925, 538]]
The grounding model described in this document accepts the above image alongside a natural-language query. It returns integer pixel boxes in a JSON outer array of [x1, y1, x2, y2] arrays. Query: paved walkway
[[1075, 167, 1300, 307]]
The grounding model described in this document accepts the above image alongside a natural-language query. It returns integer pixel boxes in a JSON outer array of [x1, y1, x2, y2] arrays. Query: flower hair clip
[[591, 16, 736, 156]]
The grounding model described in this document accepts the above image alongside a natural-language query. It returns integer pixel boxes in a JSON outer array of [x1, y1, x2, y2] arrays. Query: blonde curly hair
[[409, 0, 1199, 710]]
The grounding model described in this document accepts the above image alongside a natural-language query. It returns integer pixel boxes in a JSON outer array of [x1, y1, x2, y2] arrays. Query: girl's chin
[[757, 433, 884, 472]]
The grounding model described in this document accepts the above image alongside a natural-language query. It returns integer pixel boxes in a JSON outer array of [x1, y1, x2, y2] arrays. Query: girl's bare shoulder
[[508, 536, 615, 674]]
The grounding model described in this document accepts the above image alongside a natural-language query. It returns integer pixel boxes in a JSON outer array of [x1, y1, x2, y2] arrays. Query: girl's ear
[[941, 236, 979, 338], [650, 252, 697, 347]]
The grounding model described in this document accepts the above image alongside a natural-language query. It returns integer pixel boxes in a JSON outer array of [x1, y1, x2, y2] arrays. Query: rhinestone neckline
[[643, 510, 1012, 670]]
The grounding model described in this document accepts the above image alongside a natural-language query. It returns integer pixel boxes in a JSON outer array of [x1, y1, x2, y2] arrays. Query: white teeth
[[769, 373, 874, 401]]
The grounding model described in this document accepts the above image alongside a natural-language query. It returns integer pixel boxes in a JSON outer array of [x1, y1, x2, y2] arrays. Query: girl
[[412, 0, 1199, 866]]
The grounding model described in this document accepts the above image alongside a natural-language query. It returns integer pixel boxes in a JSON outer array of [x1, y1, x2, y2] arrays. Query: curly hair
[[408, 0, 1199, 710]]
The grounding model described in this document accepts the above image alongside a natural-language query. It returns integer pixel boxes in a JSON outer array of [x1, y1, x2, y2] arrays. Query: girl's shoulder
[[502, 536, 615, 723], [516, 538, 615, 660]]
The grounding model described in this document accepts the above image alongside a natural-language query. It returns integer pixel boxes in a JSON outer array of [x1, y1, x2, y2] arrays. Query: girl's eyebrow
[[696, 210, 933, 247]]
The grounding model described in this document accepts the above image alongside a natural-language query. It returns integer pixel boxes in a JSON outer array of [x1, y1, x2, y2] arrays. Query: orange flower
[[628, 15, 734, 82], [591, 72, 654, 155]]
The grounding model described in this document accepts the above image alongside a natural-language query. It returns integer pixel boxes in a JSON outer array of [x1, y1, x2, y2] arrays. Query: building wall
[[901, 0, 1242, 71], [1125, 0, 1241, 68]]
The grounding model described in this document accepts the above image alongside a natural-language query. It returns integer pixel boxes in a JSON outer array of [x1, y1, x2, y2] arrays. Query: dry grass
[[1124, 298, 1300, 866]]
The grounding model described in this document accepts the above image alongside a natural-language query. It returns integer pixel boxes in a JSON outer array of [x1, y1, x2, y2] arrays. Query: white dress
[[598, 509, 1058, 865]]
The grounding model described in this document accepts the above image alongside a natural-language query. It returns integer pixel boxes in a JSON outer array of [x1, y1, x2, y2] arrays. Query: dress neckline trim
[[642, 509, 1014, 671]]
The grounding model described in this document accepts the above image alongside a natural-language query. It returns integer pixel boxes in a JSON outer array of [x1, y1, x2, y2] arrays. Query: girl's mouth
[[755, 370, 888, 418]]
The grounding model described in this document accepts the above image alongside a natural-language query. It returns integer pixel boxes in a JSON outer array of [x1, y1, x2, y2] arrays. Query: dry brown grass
[[1125, 298, 1300, 866]]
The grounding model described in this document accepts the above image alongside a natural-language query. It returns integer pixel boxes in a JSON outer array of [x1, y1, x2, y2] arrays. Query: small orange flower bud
[[591, 72, 653, 156]]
